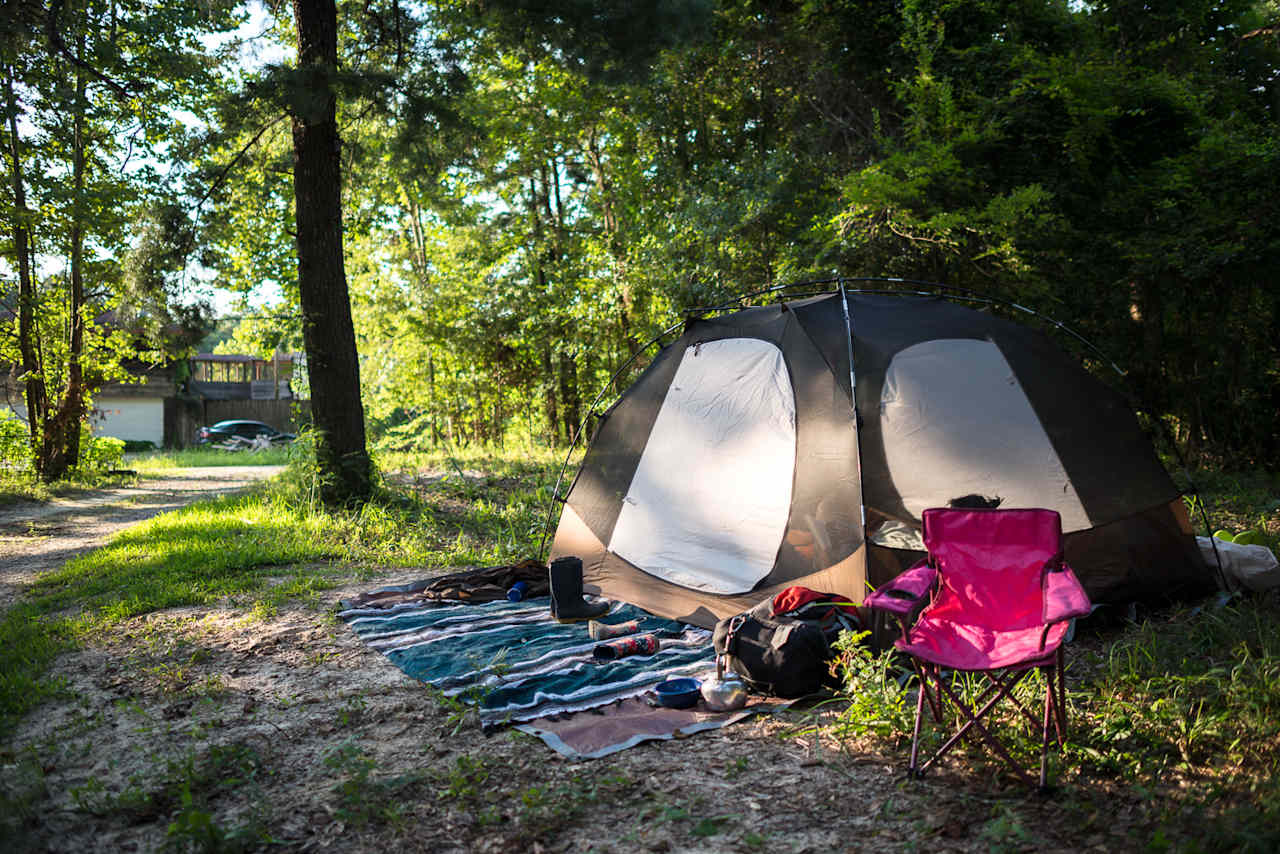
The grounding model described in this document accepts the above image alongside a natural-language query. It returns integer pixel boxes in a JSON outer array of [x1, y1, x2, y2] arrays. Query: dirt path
[[0, 466, 283, 609]]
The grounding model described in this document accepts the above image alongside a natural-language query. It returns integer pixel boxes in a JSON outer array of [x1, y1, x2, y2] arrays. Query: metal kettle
[[701, 655, 748, 711]]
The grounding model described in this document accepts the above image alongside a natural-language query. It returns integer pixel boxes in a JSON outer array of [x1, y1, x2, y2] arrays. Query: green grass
[[1178, 467, 1280, 549], [827, 466, 1280, 850], [127, 446, 295, 471], [0, 444, 565, 737], [829, 598, 1280, 850]]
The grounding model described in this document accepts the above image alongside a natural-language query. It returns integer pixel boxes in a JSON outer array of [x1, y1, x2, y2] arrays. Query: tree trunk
[[291, 0, 372, 505], [52, 48, 89, 478], [5, 67, 49, 479], [541, 345, 559, 445], [585, 127, 638, 365], [558, 350, 580, 445]]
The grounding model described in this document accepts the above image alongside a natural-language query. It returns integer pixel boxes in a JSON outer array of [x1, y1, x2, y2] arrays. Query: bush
[[78, 431, 125, 473], [0, 415, 31, 474]]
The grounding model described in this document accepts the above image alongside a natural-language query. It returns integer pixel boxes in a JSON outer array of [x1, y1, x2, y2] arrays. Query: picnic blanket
[[339, 595, 717, 728]]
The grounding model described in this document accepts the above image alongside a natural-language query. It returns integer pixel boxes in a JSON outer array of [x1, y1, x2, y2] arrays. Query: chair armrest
[[1044, 563, 1092, 624], [865, 560, 937, 617]]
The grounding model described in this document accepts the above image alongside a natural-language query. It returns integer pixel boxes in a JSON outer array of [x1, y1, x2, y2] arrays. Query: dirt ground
[[1, 472, 1145, 853], [0, 467, 284, 611]]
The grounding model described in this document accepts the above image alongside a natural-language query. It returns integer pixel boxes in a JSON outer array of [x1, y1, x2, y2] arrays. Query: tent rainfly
[[549, 291, 1212, 629]]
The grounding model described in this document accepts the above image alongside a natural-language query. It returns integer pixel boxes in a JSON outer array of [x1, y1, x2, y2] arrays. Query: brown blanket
[[339, 559, 549, 609], [515, 694, 787, 759]]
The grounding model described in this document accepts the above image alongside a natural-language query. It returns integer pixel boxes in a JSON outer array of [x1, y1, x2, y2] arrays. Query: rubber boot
[[549, 556, 609, 623]]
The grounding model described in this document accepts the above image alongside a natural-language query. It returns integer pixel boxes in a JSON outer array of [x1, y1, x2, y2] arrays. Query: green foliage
[[829, 587, 1280, 847], [828, 631, 914, 739], [0, 751, 48, 845], [79, 433, 126, 474], [191, 0, 1278, 464], [1, 0, 240, 483], [0, 413, 29, 476], [321, 741, 424, 828], [65, 742, 269, 852]]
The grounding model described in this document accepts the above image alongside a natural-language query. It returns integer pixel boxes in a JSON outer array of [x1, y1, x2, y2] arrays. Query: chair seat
[[896, 617, 1069, 671]]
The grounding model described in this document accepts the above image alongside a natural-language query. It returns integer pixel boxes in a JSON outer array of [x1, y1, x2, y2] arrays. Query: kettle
[[701, 655, 748, 711]]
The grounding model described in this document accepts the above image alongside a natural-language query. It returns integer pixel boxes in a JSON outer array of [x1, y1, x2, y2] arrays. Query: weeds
[[827, 592, 1280, 848], [0, 752, 48, 844], [66, 740, 271, 852], [828, 630, 913, 740]]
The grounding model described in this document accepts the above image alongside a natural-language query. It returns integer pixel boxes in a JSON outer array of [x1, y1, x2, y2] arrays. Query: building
[[4, 353, 307, 449]]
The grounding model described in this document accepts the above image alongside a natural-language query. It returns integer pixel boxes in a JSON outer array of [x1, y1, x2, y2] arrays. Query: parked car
[[194, 420, 295, 446]]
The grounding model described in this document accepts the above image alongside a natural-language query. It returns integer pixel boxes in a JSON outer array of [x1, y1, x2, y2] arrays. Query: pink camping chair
[[864, 508, 1092, 789]]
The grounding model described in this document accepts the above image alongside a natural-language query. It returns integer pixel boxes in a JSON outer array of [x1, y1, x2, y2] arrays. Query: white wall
[[93, 397, 164, 447]]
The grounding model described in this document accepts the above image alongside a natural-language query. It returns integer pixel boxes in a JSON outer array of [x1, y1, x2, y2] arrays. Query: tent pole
[[839, 281, 866, 535]]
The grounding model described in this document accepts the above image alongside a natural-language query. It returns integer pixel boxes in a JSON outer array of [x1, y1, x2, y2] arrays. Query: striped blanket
[[339, 595, 717, 728]]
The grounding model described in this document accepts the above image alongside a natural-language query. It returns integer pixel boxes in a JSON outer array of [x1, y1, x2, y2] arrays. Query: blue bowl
[[654, 677, 701, 709]]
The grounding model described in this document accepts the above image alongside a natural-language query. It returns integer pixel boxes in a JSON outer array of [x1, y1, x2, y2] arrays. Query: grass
[[829, 600, 1280, 850], [127, 446, 295, 471], [2, 441, 1277, 849], [0, 443, 565, 737], [66, 740, 272, 851], [1179, 467, 1280, 547], [828, 466, 1280, 851]]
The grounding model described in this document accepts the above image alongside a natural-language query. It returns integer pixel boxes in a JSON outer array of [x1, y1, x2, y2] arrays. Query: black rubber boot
[[549, 556, 609, 623]]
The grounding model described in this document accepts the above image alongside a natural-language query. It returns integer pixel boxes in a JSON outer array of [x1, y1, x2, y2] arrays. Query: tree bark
[[5, 67, 49, 479], [541, 344, 558, 445], [558, 350, 580, 445], [291, 0, 372, 505], [51, 45, 89, 478]]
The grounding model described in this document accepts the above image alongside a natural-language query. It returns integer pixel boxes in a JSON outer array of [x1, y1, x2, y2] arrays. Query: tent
[[549, 290, 1212, 629]]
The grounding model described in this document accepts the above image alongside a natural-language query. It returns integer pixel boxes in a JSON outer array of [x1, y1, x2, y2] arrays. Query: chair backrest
[[921, 508, 1063, 631]]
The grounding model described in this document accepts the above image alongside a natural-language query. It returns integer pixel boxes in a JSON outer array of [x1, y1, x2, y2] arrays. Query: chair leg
[[1055, 648, 1069, 741], [908, 666, 928, 778], [925, 672, 1037, 788], [1040, 671, 1054, 790], [910, 660, 944, 723]]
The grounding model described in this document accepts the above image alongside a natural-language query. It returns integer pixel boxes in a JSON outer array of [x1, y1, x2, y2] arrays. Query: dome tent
[[549, 287, 1212, 629]]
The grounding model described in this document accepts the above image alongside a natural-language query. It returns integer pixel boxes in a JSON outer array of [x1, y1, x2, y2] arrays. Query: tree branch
[[46, 0, 132, 101], [194, 114, 289, 213]]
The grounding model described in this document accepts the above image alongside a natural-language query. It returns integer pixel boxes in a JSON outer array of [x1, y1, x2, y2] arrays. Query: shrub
[[78, 430, 125, 473], [0, 415, 31, 474]]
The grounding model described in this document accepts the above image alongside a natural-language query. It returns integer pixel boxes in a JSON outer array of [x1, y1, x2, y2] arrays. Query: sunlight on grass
[[0, 443, 569, 735], [127, 446, 294, 471]]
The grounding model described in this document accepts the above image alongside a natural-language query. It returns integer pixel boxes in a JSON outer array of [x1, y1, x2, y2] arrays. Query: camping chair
[[864, 508, 1092, 789]]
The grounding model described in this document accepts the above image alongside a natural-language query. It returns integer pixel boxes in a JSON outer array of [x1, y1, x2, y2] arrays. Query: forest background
[[2, 0, 1279, 495]]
